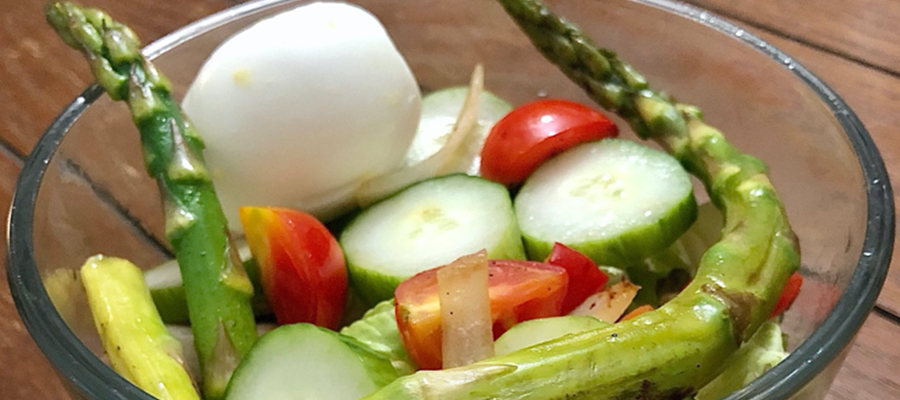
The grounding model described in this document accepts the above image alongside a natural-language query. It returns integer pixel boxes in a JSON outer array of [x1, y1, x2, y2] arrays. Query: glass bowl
[[7, 0, 893, 399]]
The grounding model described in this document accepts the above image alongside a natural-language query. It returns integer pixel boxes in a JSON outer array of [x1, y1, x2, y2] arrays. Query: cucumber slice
[[494, 315, 610, 357], [341, 174, 526, 304], [515, 139, 697, 266], [405, 87, 513, 175], [340, 300, 416, 375], [145, 245, 270, 323], [225, 324, 399, 400], [627, 202, 724, 308], [639, 201, 723, 276], [673, 201, 724, 268], [145, 259, 191, 323]]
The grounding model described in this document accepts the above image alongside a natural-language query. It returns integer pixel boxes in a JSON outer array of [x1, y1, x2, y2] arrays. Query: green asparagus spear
[[80, 255, 201, 400], [696, 320, 788, 400], [361, 1, 800, 398], [148, 256, 270, 324], [45, 3, 257, 398]]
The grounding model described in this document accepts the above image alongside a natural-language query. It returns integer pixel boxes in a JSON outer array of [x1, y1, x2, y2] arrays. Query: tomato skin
[[240, 206, 347, 329], [545, 242, 610, 314], [770, 272, 803, 317], [480, 99, 618, 185], [620, 305, 654, 322], [395, 259, 568, 370]]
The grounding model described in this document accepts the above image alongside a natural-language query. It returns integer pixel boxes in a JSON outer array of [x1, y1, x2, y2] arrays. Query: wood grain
[[0, 148, 70, 399], [0, 0, 236, 157], [827, 313, 900, 399], [1, 142, 184, 399], [2, 0, 264, 247], [687, 0, 900, 76], [0, 4, 235, 398]]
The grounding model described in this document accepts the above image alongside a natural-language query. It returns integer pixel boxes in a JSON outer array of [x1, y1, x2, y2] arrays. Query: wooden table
[[1, 0, 897, 398]]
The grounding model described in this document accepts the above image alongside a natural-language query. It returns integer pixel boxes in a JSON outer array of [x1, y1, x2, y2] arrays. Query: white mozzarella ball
[[183, 2, 421, 231]]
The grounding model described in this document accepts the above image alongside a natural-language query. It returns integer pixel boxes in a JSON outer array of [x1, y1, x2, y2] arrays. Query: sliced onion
[[355, 64, 485, 207], [437, 249, 494, 369], [569, 281, 640, 323]]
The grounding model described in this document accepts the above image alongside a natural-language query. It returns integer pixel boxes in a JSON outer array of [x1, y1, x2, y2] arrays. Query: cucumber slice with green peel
[[674, 201, 724, 268], [145, 247, 270, 323], [627, 202, 724, 308], [341, 174, 526, 305], [515, 139, 697, 266], [225, 324, 400, 400], [494, 315, 610, 357], [638, 201, 723, 278], [405, 87, 514, 175], [341, 300, 416, 375], [145, 258, 195, 323]]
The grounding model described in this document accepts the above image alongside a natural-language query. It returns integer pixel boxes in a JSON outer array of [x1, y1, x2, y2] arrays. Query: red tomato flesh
[[240, 206, 347, 329], [545, 242, 609, 313], [480, 99, 618, 185], [395, 259, 568, 369], [770, 272, 803, 317]]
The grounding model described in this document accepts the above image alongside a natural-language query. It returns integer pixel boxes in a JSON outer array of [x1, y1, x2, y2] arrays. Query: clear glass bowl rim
[[6, 0, 894, 399]]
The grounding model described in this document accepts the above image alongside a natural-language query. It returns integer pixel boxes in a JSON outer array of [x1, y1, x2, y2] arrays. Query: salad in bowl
[[9, 0, 891, 399]]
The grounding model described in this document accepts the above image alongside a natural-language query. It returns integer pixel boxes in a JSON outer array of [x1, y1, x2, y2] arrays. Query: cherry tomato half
[[545, 242, 609, 314], [240, 206, 347, 329], [395, 259, 568, 369], [480, 99, 618, 185]]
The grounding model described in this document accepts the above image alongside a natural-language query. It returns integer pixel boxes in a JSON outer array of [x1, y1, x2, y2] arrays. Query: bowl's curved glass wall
[[9, 0, 890, 399]]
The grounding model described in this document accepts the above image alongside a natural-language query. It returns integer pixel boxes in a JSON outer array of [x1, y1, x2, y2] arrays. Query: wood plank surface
[[0, 148, 70, 399], [1, 0, 898, 399], [0, 0, 236, 158], [827, 313, 900, 400], [686, 0, 900, 77], [0, 141, 177, 399], [0, 1, 235, 398]]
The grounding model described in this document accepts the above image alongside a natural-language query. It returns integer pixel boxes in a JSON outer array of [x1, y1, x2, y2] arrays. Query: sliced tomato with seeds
[[395, 259, 568, 369]]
